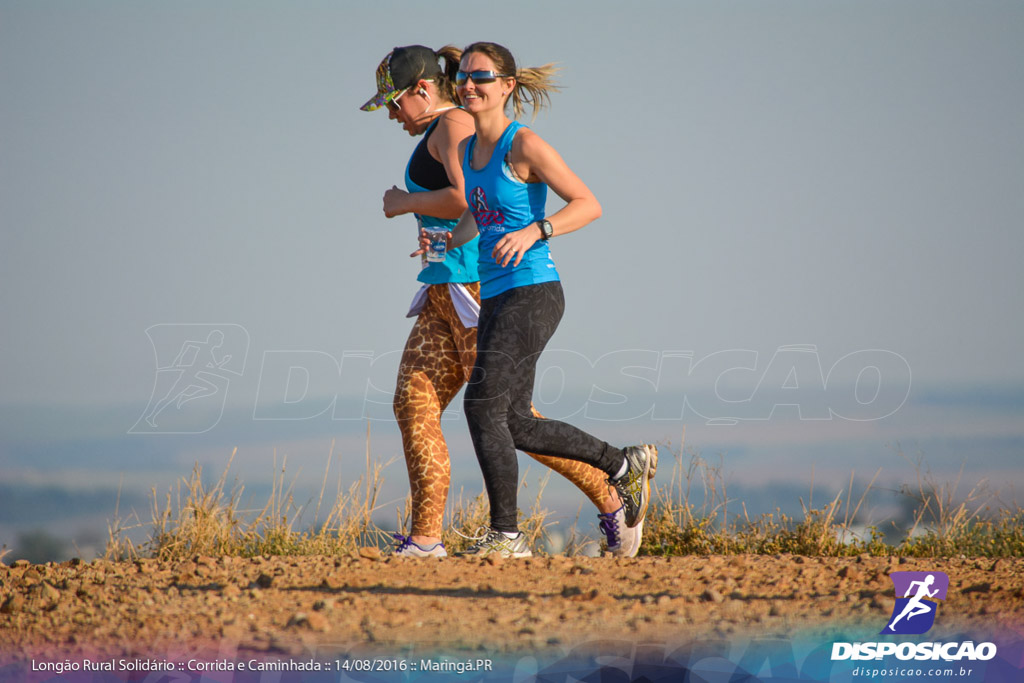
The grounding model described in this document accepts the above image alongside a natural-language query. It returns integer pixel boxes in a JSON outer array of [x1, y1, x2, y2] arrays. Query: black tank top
[[407, 118, 451, 191]]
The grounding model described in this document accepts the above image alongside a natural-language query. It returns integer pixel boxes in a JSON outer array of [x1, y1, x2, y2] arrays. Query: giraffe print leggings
[[393, 282, 612, 538]]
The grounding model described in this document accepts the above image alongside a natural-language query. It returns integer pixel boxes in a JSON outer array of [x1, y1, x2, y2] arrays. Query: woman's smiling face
[[457, 52, 512, 114]]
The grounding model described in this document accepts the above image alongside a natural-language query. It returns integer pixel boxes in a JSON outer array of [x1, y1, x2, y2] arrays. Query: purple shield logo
[[881, 571, 949, 635]]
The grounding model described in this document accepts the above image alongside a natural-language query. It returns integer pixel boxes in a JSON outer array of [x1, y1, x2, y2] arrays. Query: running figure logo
[[130, 324, 249, 434], [469, 186, 505, 230], [881, 571, 949, 635]]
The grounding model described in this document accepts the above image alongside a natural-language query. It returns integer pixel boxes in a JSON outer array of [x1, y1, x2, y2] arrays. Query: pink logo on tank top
[[470, 187, 505, 230]]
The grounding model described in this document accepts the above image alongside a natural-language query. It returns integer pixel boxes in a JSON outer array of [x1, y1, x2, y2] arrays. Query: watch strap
[[538, 219, 554, 240]]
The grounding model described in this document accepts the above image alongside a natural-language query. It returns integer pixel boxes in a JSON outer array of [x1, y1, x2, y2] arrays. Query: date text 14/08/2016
[[339, 659, 494, 674]]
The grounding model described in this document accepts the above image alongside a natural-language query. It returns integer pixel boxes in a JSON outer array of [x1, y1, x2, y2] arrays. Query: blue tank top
[[406, 117, 479, 285], [462, 121, 560, 299]]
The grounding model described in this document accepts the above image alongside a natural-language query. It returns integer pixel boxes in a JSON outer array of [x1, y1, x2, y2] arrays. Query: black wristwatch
[[537, 219, 554, 241]]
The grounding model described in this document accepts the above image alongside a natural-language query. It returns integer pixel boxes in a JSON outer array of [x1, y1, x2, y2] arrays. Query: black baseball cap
[[360, 45, 443, 111]]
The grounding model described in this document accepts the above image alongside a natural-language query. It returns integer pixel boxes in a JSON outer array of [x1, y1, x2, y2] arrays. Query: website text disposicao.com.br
[[852, 665, 979, 679]]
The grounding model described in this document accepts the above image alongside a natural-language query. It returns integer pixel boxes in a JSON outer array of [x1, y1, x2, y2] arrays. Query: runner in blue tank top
[[442, 42, 658, 558], [363, 45, 629, 559]]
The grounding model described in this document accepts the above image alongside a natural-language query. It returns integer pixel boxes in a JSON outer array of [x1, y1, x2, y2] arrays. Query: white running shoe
[[457, 529, 533, 558], [391, 534, 447, 558]]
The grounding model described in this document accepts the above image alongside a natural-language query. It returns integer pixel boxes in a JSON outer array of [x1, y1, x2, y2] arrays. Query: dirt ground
[[2, 553, 1022, 678]]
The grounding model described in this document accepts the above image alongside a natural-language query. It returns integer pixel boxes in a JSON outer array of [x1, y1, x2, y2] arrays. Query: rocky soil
[[2, 553, 1022, 677]]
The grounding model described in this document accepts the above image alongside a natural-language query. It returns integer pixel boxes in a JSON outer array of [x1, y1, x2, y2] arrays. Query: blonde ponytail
[[510, 64, 560, 120]]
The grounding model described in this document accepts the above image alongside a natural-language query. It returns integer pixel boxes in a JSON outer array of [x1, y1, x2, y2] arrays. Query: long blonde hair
[[462, 42, 560, 120]]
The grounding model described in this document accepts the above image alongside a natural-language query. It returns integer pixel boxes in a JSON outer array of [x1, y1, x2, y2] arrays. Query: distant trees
[[10, 530, 68, 564]]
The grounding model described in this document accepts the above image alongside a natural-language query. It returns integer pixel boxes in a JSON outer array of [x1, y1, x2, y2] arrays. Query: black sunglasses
[[455, 70, 510, 86]]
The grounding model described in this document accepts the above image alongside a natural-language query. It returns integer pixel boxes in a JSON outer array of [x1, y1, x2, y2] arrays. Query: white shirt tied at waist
[[405, 283, 480, 328]]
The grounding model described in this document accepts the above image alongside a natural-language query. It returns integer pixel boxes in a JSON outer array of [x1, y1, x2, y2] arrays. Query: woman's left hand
[[383, 185, 410, 217], [410, 228, 452, 258], [493, 224, 541, 268]]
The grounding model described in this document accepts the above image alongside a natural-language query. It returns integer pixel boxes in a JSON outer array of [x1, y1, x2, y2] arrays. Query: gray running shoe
[[391, 534, 447, 558], [458, 529, 533, 558], [609, 444, 658, 528], [598, 505, 643, 557]]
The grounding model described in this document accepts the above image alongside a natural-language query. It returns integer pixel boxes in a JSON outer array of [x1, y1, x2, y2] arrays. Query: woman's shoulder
[[430, 109, 475, 161], [437, 107, 475, 132], [510, 123, 540, 143], [509, 125, 552, 161]]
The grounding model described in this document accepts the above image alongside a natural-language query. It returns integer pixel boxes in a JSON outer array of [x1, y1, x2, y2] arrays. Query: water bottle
[[425, 227, 448, 263]]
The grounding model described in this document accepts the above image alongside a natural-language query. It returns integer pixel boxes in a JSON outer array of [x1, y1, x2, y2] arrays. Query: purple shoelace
[[393, 533, 414, 552], [597, 511, 621, 548]]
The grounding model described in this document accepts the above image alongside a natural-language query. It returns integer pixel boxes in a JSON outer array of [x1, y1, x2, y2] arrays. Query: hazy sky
[[2, 2, 1023, 491]]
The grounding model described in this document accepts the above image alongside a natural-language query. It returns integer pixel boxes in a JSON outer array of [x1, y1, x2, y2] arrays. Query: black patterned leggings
[[464, 281, 625, 533]]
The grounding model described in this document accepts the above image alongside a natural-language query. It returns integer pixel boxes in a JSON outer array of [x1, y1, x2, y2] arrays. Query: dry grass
[[106, 432, 1024, 561], [108, 437, 554, 562], [126, 441, 394, 561], [641, 444, 1020, 558]]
